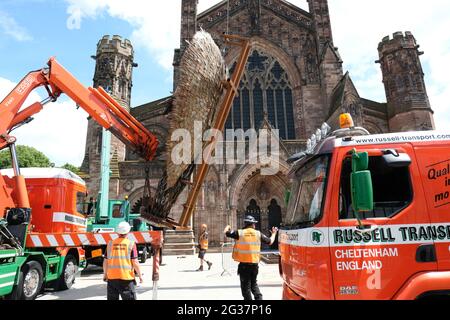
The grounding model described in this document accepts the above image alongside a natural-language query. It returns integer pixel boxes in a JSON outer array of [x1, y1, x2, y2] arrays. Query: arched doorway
[[235, 172, 288, 251], [244, 198, 262, 231], [267, 198, 282, 250], [237, 173, 287, 226]]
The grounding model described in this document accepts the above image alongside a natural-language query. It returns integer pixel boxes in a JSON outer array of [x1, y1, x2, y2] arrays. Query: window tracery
[[226, 50, 296, 140]]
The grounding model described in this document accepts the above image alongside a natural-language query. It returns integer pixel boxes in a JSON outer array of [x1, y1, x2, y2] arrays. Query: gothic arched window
[[225, 50, 296, 140]]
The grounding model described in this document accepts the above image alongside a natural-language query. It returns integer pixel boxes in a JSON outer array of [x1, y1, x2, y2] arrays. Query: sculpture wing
[[143, 31, 226, 221], [166, 31, 226, 188]]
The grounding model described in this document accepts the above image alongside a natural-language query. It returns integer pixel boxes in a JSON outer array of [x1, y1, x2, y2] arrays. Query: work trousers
[[238, 263, 263, 301], [107, 279, 137, 300]]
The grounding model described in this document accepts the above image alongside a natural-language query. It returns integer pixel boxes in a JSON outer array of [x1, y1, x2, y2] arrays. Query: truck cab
[[279, 115, 450, 300], [85, 197, 151, 265], [0, 168, 87, 300], [87, 197, 149, 233]]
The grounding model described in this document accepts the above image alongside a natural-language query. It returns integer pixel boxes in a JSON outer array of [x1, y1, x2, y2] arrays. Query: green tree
[[60, 163, 81, 174], [0, 145, 52, 169]]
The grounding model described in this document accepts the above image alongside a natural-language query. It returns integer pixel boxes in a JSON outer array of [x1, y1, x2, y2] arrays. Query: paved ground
[[37, 253, 283, 300]]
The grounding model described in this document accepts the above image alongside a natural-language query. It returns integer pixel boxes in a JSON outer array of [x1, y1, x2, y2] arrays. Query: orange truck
[[0, 58, 161, 300], [279, 114, 450, 300]]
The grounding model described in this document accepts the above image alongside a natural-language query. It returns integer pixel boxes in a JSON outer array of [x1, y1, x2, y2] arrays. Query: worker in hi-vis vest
[[224, 216, 278, 300], [103, 221, 143, 300], [197, 224, 213, 271]]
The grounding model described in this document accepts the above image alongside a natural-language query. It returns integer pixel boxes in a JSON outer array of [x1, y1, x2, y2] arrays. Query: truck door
[[280, 155, 334, 299], [414, 145, 450, 270], [329, 145, 437, 300], [109, 200, 126, 227]]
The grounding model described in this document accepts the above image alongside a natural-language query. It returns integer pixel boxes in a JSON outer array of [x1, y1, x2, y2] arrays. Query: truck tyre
[[6, 270, 24, 300], [56, 255, 78, 291], [140, 246, 148, 264], [20, 261, 44, 300]]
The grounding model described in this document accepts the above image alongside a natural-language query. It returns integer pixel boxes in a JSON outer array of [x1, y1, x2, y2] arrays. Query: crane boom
[[0, 57, 158, 211], [0, 57, 158, 161]]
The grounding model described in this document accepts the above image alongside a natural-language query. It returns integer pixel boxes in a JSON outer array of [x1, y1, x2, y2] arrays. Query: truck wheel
[[140, 247, 148, 264], [21, 261, 44, 300], [56, 255, 78, 291]]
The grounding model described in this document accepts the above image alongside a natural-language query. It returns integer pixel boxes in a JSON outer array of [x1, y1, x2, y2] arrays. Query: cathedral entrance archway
[[229, 159, 290, 243], [233, 170, 288, 251]]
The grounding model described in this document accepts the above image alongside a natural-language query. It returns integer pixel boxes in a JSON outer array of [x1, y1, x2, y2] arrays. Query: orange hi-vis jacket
[[232, 228, 261, 264], [106, 237, 135, 281], [200, 233, 209, 250]]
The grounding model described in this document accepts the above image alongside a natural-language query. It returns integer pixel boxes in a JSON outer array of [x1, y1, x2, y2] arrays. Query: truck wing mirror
[[351, 171, 374, 212], [350, 151, 374, 228], [382, 152, 411, 168]]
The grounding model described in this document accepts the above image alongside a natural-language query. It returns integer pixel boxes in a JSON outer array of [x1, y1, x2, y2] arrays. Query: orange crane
[[0, 57, 160, 300]]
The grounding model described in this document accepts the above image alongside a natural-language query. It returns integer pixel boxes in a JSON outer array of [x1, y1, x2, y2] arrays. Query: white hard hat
[[116, 221, 131, 235]]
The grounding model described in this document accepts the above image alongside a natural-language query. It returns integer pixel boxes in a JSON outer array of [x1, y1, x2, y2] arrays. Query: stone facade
[[81, 0, 435, 247]]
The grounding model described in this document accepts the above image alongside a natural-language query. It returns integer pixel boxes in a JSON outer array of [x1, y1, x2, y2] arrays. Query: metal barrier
[[221, 242, 238, 276]]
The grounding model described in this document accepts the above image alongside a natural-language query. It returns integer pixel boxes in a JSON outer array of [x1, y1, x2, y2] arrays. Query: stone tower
[[308, 0, 343, 122], [377, 31, 435, 132], [80, 35, 136, 198], [307, 0, 334, 51], [173, 0, 198, 91]]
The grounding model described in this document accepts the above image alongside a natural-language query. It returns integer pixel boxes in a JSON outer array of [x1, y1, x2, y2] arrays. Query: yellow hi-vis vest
[[106, 237, 135, 281], [200, 233, 208, 250], [232, 228, 261, 264]]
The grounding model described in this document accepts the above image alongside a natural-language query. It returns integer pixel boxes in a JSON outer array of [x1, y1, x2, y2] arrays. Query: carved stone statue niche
[[304, 35, 319, 84], [247, 0, 261, 35]]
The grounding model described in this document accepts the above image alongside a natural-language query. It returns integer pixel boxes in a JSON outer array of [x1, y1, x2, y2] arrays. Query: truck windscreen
[[285, 156, 330, 227]]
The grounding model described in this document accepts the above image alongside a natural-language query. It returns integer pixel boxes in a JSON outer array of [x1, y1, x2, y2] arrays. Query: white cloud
[[65, 0, 181, 68], [326, 0, 450, 130], [0, 10, 32, 41], [0, 77, 88, 167]]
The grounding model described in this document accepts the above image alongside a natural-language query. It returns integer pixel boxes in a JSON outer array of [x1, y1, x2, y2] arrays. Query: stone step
[[164, 232, 194, 236], [162, 229, 196, 256], [164, 243, 196, 250], [163, 248, 196, 256], [164, 236, 195, 241], [165, 230, 194, 235], [164, 230, 195, 239], [164, 237, 196, 244]]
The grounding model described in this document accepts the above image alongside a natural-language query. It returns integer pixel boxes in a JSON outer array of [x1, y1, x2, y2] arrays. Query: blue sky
[[1, 0, 449, 166], [0, 0, 172, 106]]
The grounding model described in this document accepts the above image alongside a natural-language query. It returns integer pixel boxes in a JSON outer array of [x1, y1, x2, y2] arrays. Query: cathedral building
[[80, 0, 435, 248]]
